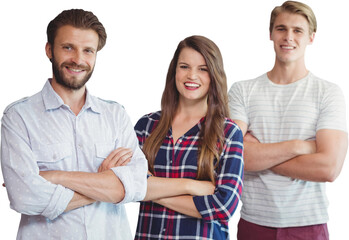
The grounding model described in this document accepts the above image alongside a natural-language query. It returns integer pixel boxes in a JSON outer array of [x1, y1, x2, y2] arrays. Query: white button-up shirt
[[1, 80, 147, 240]]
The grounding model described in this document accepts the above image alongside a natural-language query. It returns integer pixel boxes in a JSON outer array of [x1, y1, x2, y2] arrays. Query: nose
[[187, 69, 198, 80], [285, 30, 294, 41], [71, 51, 84, 65]]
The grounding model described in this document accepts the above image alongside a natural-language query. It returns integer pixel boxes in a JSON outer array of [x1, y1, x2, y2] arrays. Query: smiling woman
[[133, 35, 244, 240], [175, 47, 211, 105]]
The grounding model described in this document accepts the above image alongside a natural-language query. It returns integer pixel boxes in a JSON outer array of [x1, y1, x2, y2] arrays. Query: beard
[[51, 53, 94, 91]]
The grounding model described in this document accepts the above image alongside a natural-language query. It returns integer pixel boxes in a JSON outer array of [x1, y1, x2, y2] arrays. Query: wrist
[[52, 170, 67, 186], [293, 139, 316, 155], [292, 140, 305, 156], [183, 178, 194, 195]]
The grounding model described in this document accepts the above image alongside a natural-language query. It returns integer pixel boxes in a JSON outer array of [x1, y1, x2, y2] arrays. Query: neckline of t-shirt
[[264, 72, 311, 87]]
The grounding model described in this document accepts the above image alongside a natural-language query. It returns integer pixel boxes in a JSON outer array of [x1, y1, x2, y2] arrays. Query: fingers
[[98, 147, 133, 172]]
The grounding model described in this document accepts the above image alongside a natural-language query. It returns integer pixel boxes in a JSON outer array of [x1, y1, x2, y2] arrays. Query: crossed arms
[[136, 121, 244, 221], [235, 119, 348, 182], [39, 148, 133, 212], [1, 107, 147, 220]]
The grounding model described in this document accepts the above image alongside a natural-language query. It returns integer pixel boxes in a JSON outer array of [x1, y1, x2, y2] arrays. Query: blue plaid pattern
[[134, 111, 244, 239]]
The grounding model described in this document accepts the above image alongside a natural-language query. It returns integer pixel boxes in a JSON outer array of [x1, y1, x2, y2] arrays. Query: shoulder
[[3, 97, 29, 114], [308, 73, 344, 97], [95, 96, 123, 108], [135, 111, 161, 130], [3, 91, 42, 115], [223, 118, 243, 140], [308, 73, 340, 89], [91, 96, 127, 116], [137, 111, 161, 122], [228, 73, 266, 93]]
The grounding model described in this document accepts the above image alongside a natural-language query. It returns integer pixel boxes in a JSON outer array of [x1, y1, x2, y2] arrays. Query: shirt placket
[[72, 111, 89, 238]]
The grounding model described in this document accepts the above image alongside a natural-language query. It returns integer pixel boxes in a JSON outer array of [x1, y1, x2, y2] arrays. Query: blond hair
[[270, 1, 317, 35]]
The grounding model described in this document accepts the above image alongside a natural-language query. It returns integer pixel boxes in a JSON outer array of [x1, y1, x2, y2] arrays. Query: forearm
[[65, 192, 96, 212], [272, 130, 348, 182], [143, 176, 215, 201], [272, 152, 344, 182], [155, 195, 201, 219], [244, 140, 314, 171], [144, 177, 190, 201], [41, 170, 125, 203]]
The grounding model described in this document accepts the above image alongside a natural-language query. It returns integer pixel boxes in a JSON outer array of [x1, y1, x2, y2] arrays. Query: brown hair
[[47, 9, 107, 51], [270, 1, 317, 35], [143, 35, 229, 183]]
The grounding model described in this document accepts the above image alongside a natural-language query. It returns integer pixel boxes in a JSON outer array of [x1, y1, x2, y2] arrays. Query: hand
[[189, 180, 215, 196], [98, 147, 133, 172], [244, 132, 260, 143]]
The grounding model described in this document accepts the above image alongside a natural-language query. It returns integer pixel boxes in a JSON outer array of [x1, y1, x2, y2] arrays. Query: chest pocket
[[94, 142, 116, 171], [33, 143, 72, 171]]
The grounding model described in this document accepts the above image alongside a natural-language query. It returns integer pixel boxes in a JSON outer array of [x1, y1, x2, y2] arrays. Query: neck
[[175, 98, 208, 120], [268, 58, 308, 84], [51, 78, 86, 115]]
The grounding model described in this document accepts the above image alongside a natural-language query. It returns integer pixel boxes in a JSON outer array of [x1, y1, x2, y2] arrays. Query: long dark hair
[[143, 35, 229, 183]]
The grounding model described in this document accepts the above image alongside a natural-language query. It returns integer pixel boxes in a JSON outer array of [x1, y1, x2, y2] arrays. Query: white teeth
[[69, 68, 83, 72], [184, 83, 200, 87], [282, 46, 294, 50]]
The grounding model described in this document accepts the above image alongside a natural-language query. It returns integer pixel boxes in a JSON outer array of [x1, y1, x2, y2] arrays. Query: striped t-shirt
[[228, 72, 347, 227]]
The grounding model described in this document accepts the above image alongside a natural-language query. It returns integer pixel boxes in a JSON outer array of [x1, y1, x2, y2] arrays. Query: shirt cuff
[[111, 158, 147, 204], [41, 184, 74, 220]]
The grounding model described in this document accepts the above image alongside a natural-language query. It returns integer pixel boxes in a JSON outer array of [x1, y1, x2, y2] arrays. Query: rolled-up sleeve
[[193, 122, 244, 222], [111, 108, 148, 204], [1, 110, 74, 220]]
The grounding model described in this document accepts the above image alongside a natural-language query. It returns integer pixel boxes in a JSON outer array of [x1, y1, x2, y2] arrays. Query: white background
[[0, 0, 348, 239]]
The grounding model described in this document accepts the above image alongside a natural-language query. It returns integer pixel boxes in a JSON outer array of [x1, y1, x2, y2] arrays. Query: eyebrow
[[275, 24, 286, 28], [85, 46, 97, 52], [275, 24, 305, 31], [60, 43, 97, 51], [178, 62, 207, 67]]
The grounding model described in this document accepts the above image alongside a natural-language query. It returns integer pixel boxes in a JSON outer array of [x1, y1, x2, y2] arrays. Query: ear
[[45, 42, 53, 60], [309, 32, 315, 45]]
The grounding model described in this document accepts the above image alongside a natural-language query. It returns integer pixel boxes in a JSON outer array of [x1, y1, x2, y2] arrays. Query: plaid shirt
[[134, 111, 244, 240]]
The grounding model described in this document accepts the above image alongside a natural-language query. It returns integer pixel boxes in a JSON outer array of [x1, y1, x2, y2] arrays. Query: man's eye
[[85, 49, 94, 54]]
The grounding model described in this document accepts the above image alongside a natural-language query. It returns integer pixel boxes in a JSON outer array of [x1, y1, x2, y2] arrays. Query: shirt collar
[[41, 79, 101, 114]]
